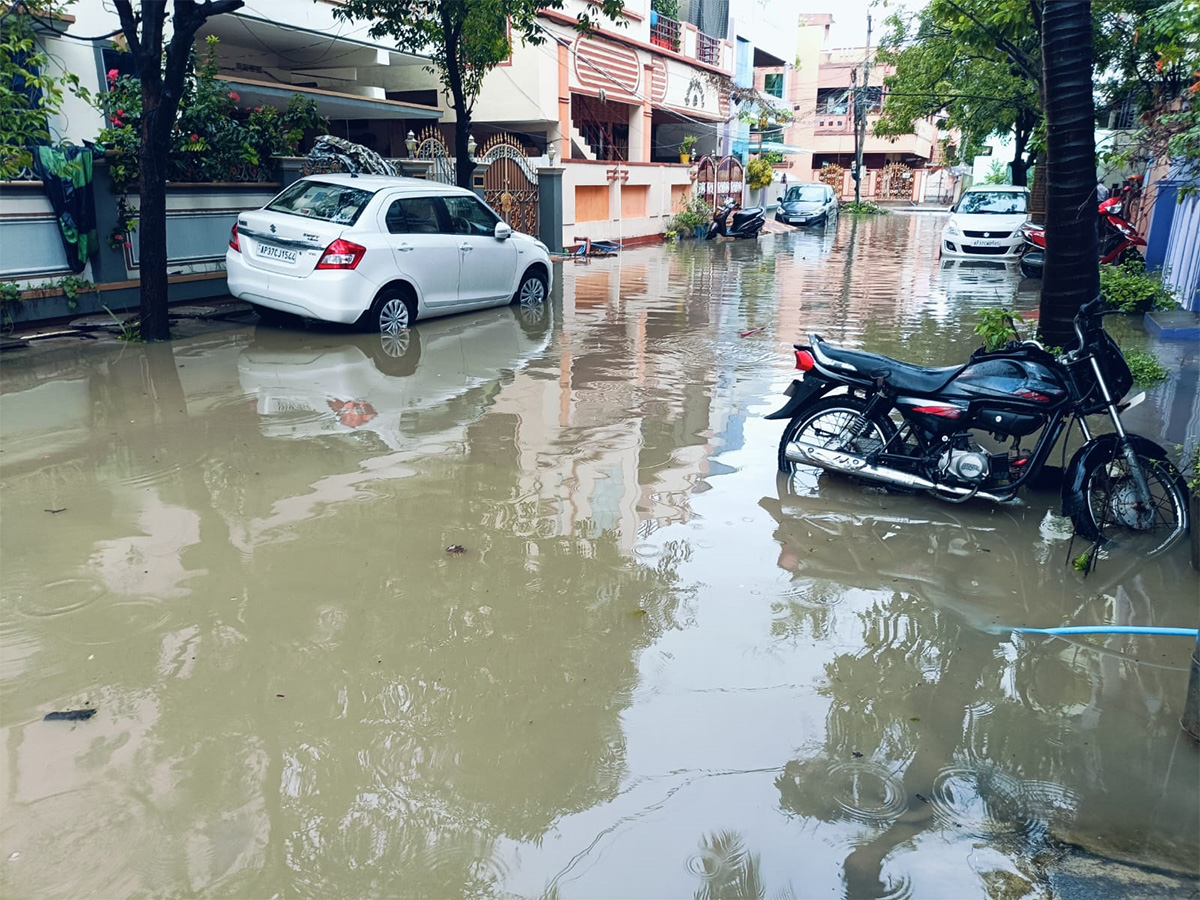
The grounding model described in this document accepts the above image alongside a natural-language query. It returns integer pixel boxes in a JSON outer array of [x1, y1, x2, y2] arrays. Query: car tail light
[[229, 223, 240, 252], [794, 349, 815, 371], [316, 239, 366, 270]]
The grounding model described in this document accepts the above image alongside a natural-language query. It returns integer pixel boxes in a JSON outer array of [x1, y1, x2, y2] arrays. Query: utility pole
[[852, 14, 872, 205]]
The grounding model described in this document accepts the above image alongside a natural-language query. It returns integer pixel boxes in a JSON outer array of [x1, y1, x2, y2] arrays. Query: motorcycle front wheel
[[777, 394, 897, 475], [1073, 452, 1189, 555]]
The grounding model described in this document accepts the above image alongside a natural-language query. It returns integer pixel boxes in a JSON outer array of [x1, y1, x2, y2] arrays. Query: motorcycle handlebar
[[1070, 296, 1112, 353]]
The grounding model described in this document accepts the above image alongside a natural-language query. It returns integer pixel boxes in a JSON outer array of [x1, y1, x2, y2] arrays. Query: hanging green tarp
[[32, 144, 100, 273]]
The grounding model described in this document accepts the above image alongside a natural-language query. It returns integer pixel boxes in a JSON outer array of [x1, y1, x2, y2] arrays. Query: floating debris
[[44, 709, 96, 722], [445, 544, 467, 554]]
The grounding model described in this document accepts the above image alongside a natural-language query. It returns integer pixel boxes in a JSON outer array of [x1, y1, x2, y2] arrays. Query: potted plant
[[674, 209, 699, 236], [679, 134, 697, 164], [682, 193, 713, 238]]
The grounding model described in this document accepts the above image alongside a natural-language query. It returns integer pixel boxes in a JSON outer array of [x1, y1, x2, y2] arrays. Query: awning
[[757, 142, 809, 155], [216, 76, 441, 122]]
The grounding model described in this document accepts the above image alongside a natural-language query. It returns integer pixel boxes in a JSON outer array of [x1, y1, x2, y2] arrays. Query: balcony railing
[[650, 14, 681, 52], [696, 31, 720, 65]]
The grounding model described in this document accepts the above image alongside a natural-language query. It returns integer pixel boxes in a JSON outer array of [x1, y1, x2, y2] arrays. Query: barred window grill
[[651, 14, 681, 52], [697, 32, 721, 65]]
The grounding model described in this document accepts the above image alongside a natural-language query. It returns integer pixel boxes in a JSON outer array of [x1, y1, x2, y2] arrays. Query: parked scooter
[[768, 296, 1190, 555], [707, 199, 766, 240], [1018, 197, 1145, 278]]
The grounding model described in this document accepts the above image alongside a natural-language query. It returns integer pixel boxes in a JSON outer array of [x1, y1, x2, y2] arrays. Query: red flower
[[117, 109, 125, 117], [109, 115, 123, 126], [107, 68, 119, 84], [228, 91, 240, 103], [190, 133, 200, 142]]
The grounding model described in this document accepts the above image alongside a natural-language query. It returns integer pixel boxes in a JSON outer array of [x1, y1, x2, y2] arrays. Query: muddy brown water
[[2, 214, 1197, 898]]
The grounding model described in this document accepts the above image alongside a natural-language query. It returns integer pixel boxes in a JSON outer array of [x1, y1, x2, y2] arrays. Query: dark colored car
[[775, 183, 838, 226]]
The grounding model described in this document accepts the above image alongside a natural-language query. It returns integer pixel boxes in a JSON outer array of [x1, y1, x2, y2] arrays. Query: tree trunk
[[454, 113, 473, 189], [1038, 0, 1099, 348], [138, 84, 172, 341]]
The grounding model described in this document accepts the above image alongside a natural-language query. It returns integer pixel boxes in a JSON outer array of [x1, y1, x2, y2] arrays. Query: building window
[[763, 73, 783, 99]]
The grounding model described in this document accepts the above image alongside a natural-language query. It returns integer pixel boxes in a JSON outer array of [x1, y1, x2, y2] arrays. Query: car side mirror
[[494, 221, 512, 241]]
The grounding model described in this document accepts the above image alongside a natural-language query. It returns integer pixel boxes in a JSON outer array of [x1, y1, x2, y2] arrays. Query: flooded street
[[2, 213, 1197, 898]]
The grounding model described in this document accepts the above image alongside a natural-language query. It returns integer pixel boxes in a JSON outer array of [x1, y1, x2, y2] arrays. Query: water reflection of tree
[[761, 481, 1200, 894]]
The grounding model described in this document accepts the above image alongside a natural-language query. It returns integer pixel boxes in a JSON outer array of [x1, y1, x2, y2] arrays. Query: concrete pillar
[[1184, 633, 1200, 742], [538, 166, 564, 253], [396, 159, 434, 180], [558, 43, 572, 162], [88, 163, 130, 285], [274, 156, 306, 189], [471, 160, 492, 201]]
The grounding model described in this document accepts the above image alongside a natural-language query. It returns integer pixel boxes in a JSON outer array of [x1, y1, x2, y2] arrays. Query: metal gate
[[819, 163, 845, 196], [924, 167, 955, 204], [875, 162, 913, 201], [480, 134, 539, 235], [696, 155, 745, 209], [414, 126, 455, 185]]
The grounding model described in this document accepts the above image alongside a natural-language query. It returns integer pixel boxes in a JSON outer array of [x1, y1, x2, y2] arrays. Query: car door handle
[[459, 242, 472, 252], [396, 243, 414, 252]]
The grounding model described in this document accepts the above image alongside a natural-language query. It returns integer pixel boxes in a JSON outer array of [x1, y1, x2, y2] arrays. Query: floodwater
[[2, 214, 1198, 899]]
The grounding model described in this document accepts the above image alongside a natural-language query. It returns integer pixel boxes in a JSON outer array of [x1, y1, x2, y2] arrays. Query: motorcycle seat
[[729, 208, 758, 229], [816, 341, 965, 394]]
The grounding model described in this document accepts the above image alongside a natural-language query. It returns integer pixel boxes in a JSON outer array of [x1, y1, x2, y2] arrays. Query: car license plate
[[258, 244, 297, 263], [974, 239, 1002, 247], [792, 217, 807, 224]]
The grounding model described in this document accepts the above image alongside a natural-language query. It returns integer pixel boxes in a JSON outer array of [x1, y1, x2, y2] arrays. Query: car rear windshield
[[785, 186, 826, 202], [266, 181, 374, 225], [958, 191, 1027, 214]]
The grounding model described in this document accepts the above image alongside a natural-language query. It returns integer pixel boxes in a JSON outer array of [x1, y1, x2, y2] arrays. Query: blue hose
[[1015, 626, 1198, 637]]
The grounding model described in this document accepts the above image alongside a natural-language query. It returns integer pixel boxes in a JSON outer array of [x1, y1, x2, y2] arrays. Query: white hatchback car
[[940, 185, 1030, 259], [226, 174, 552, 333]]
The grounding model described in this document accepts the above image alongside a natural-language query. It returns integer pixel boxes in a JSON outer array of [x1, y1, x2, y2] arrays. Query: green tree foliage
[[875, 1, 1192, 189], [334, 0, 626, 188], [745, 157, 774, 190], [0, 3, 88, 178], [1098, 0, 1200, 182], [874, 0, 1041, 186], [981, 159, 1010, 184], [650, 0, 680, 19], [98, 37, 325, 194]]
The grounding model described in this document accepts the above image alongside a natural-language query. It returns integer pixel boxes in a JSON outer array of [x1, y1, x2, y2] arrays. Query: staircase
[[568, 123, 599, 161]]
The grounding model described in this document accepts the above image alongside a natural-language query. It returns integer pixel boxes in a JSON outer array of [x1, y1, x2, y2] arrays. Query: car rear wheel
[[365, 288, 416, 336]]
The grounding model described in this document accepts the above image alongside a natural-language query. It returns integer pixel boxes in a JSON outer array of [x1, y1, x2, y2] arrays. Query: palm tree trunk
[[1038, 0, 1099, 348]]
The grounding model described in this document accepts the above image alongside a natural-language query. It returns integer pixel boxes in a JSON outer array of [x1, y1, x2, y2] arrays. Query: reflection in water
[[1, 214, 1196, 898]]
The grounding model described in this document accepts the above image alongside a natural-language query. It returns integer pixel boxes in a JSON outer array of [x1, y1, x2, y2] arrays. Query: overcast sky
[[823, 0, 928, 49]]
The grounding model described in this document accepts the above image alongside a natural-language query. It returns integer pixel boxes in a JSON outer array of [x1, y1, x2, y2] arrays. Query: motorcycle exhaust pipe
[[784, 440, 1015, 504]]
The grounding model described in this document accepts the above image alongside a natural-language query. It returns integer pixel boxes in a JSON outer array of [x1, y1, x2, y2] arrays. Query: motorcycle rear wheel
[[777, 394, 897, 474], [1073, 452, 1189, 555]]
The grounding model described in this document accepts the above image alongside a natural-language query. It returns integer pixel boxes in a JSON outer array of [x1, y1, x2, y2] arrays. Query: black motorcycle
[[707, 199, 765, 240], [768, 297, 1190, 553]]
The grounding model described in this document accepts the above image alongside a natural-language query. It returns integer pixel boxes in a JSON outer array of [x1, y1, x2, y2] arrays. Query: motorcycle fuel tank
[[944, 355, 1069, 406], [896, 352, 1067, 438]]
